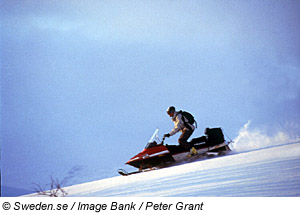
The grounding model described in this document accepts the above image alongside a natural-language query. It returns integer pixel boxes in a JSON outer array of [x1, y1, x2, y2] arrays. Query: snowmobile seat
[[165, 144, 187, 154]]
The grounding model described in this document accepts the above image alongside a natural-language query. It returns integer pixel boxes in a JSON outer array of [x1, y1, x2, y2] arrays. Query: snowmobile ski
[[118, 168, 158, 176], [118, 169, 140, 176]]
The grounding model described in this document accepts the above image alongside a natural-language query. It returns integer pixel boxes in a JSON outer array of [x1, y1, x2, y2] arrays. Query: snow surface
[[51, 141, 300, 197]]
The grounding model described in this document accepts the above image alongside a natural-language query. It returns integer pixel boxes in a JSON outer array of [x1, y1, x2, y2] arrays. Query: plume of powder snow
[[231, 121, 300, 152]]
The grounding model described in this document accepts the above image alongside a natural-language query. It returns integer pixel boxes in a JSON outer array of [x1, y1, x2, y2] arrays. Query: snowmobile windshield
[[148, 128, 160, 143], [145, 128, 160, 149]]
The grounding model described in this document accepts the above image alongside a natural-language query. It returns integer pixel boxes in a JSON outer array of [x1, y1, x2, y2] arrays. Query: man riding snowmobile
[[163, 106, 198, 157]]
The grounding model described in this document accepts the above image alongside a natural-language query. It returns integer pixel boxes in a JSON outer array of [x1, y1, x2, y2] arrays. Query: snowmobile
[[118, 128, 232, 176]]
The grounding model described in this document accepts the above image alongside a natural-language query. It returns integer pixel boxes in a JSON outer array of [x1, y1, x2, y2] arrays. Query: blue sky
[[1, 0, 300, 196]]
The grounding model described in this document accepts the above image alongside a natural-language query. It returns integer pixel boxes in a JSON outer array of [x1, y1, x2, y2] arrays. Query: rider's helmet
[[166, 106, 175, 114]]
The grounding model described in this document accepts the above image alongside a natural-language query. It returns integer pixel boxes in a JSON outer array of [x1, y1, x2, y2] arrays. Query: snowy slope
[[57, 142, 300, 197]]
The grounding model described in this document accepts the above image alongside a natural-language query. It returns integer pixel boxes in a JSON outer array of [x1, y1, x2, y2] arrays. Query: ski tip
[[118, 169, 129, 176]]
